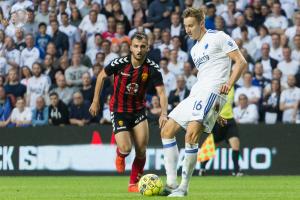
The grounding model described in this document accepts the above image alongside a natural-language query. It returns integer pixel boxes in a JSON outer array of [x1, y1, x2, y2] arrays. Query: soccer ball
[[138, 174, 163, 196]]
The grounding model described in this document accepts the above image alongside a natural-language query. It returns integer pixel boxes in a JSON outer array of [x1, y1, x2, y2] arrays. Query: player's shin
[[232, 150, 240, 173], [180, 143, 199, 191], [162, 138, 179, 187], [129, 156, 146, 184]]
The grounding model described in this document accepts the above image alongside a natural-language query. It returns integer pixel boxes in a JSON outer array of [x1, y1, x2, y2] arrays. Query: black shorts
[[111, 110, 147, 134], [212, 118, 239, 143]]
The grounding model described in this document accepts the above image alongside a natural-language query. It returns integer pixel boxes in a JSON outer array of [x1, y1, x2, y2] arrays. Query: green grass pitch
[[0, 176, 299, 200]]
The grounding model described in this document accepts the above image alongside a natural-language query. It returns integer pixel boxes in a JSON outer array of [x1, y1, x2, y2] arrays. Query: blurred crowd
[[0, 0, 300, 128]]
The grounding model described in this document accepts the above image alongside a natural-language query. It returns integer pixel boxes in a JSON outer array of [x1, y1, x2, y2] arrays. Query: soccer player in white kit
[[161, 8, 247, 197]]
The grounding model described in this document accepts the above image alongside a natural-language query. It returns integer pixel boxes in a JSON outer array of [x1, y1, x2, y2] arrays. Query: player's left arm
[[155, 85, 168, 128], [220, 50, 247, 94]]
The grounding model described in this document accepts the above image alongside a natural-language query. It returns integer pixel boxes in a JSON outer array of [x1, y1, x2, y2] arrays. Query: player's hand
[[159, 114, 168, 129], [89, 101, 100, 117], [219, 83, 231, 95], [217, 116, 227, 127]]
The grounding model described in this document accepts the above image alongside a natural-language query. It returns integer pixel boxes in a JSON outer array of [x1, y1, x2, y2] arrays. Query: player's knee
[[185, 131, 200, 144], [135, 148, 146, 158], [118, 144, 132, 154], [161, 126, 173, 139]]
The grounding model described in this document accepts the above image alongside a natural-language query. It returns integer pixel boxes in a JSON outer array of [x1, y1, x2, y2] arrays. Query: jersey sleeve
[[150, 65, 164, 87], [104, 57, 128, 76], [218, 31, 238, 54]]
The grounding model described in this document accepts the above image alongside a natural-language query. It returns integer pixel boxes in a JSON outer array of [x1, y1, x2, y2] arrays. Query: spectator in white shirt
[[257, 43, 279, 80], [11, 0, 33, 13], [277, 46, 299, 83], [292, 34, 300, 61], [240, 26, 259, 61], [26, 62, 50, 108], [167, 49, 184, 77], [10, 97, 32, 127], [171, 36, 188, 63], [231, 15, 257, 40], [79, 9, 107, 51], [233, 94, 259, 124], [85, 33, 102, 65], [35, 0, 49, 25], [270, 33, 283, 61], [4, 36, 20, 68], [183, 62, 197, 90], [170, 12, 183, 37], [20, 34, 40, 69], [264, 2, 288, 35], [59, 12, 81, 58], [221, 0, 242, 34], [235, 72, 261, 105], [160, 57, 176, 97], [252, 25, 272, 53], [158, 30, 173, 56], [285, 11, 300, 41], [280, 75, 300, 123]]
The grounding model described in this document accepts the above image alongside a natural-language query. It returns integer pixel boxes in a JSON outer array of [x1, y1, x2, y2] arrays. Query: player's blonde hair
[[182, 8, 205, 23]]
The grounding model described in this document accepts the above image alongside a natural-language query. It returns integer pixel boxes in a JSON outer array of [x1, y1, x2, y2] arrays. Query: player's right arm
[[89, 69, 108, 117]]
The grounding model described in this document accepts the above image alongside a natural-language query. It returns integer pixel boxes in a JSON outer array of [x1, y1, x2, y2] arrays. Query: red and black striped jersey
[[104, 55, 163, 113]]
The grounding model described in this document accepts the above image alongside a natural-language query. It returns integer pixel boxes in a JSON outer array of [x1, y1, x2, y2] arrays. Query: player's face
[[130, 38, 149, 61], [183, 17, 202, 40]]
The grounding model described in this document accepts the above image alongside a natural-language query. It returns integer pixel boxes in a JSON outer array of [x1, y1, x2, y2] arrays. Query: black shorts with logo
[[111, 110, 147, 134], [212, 118, 239, 143]]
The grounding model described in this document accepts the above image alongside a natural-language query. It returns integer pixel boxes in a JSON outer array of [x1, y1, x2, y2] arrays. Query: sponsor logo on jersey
[[194, 54, 210, 67], [126, 83, 139, 95], [141, 73, 148, 82], [120, 72, 130, 77]]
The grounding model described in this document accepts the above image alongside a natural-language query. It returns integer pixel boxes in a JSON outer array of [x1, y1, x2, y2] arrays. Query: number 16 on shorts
[[193, 100, 202, 110]]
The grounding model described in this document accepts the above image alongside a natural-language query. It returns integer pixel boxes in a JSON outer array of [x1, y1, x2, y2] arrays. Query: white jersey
[[190, 30, 238, 95], [27, 75, 51, 108]]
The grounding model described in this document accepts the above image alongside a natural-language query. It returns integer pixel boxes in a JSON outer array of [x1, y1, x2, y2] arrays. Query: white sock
[[162, 138, 179, 187], [180, 143, 199, 191]]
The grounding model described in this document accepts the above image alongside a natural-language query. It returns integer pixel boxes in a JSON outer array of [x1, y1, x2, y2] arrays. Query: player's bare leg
[[160, 119, 181, 194], [115, 131, 132, 173], [128, 120, 149, 192], [169, 121, 204, 197], [228, 137, 243, 176]]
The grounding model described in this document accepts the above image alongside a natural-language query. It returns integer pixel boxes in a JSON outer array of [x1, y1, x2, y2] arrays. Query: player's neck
[[196, 28, 207, 42], [131, 55, 145, 68]]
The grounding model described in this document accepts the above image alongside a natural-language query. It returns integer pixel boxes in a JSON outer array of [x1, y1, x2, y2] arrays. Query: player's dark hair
[[131, 32, 148, 42], [182, 7, 205, 23]]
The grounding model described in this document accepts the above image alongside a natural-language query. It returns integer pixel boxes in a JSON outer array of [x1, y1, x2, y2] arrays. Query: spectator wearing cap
[[50, 20, 69, 58], [65, 53, 89, 89], [147, 0, 174, 29], [48, 92, 69, 126], [69, 91, 91, 126], [35, 0, 49, 25], [234, 94, 259, 124], [264, 2, 288, 35], [23, 8, 38, 36], [20, 34, 40, 69], [32, 96, 48, 126], [35, 22, 51, 59], [59, 12, 80, 58]]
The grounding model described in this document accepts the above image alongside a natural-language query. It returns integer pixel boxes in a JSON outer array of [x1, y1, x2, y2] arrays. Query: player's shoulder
[[145, 58, 160, 70], [109, 56, 130, 67]]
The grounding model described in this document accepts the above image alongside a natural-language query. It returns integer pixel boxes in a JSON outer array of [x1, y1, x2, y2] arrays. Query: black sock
[[232, 150, 240, 172], [200, 160, 209, 170]]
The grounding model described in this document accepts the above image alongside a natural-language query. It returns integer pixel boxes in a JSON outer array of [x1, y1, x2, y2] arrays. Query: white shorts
[[168, 91, 226, 133]]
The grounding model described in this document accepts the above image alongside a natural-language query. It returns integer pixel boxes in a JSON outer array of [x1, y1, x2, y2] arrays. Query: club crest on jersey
[[118, 120, 124, 126], [227, 41, 233, 47], [126, 83, 139, 95], [141, 73, 148, 82]]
